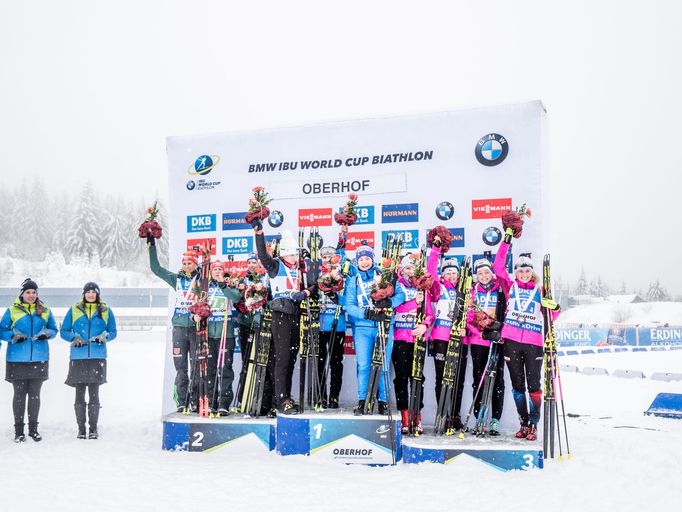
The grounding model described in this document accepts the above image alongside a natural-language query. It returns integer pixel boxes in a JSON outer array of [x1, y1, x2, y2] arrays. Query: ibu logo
[[381, 230, 419, 250], [222, 236, 254, 255], [187, 214, 216, 233], [339, 205, 374, 225]]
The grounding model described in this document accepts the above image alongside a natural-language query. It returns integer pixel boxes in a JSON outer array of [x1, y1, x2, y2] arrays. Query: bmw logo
[[188, 154, 220, 176], [186, 180, 196, 191], [482, 226, 502, 246], [268, 210, 284, 228], [475, 133, 509, 166], [435, 201, 454, 221]]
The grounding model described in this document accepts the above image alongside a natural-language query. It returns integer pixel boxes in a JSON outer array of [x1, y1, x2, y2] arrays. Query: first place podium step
[[276, 410, 402, 465]]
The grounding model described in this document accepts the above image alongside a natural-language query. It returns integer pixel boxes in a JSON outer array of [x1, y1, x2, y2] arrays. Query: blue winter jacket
[[0, 299, 58, 362], [343, 266, 405, 329], [60, 301, 117, 360]]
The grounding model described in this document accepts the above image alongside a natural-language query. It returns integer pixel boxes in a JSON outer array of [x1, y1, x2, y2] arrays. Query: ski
[[407, 245, 428, 436]]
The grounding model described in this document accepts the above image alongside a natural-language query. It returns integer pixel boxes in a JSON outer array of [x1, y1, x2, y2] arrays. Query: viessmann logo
[[186, 237, 217, 256], [298, 208, 333, 227], [471, 198, 512, 219], [345, 231, 375, 250], [381, 203, 419, 223]]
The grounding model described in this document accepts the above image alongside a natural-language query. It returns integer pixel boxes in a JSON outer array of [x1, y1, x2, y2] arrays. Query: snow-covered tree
[[100, 197, 132, 268], [575, 268, 588, 295], [646, 280, 671, 302], [64, 182, 102, 262], [619, 281, 627, 294]]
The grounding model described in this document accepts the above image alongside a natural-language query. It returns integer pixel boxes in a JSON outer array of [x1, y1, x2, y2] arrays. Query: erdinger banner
[[163, 101, 549, 417]]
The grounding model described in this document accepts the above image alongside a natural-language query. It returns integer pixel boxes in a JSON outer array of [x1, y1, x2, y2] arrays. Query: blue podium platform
[[644, 393, 682, 419], [276, 410, 402, 465], [402, 434, 543, 471], [162, 412, 276, 452]]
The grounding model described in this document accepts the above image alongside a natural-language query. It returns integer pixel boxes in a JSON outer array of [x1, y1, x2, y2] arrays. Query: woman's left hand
[[411, 324, 427, 337]]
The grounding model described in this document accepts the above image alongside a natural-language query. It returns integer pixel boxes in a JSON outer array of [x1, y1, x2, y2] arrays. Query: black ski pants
[[171, 326, 197, 406], [470, 343, 505, 420], [431, 339, 468, 418], [392, 340, 424, 411], [12, 379, 43, 426], [270, 311, 300, 407], [208, 336, 235, 409], [318, 330, 345, 401], [504, 339, 543, 425]]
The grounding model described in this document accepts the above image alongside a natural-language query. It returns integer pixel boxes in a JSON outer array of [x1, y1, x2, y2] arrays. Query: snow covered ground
[[557, 301, 682, 326], [1, 330, 681, 511]]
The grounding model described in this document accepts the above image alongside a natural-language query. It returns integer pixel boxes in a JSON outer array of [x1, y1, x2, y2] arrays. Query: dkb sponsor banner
[[163, 101, 548, 416]]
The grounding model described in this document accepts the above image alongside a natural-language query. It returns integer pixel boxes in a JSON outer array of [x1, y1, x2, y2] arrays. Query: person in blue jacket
[[0, 278, 57, 443], [343, 245, 405, 415], [60, 282, 117, 439]]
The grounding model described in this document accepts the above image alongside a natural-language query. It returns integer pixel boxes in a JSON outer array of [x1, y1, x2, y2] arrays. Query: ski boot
[[14, 423, 25, 443], [280, 398, 299, 415], [400, 410, 409, 434], [525, 424, 538, 441], [28, 422, 42, 442], [489, 418, 501, 436], [515, 423, 530, 439], [353, 400, 365, 416], [328, 397, 339, 409], [377, 401, 389, 415], [415, 413, 424, 435]]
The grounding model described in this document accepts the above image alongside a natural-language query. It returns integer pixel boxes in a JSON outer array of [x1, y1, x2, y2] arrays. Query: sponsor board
[[222, 212, 251, 231], [186, 238, 217, 255], [345, 231, 376, 251], [381, 203, 419, 223], [222, 236, 254, 255], [187, 214, 216, 233], [381, 230, 419, 250], [471, 198, 512, 219], [298, 208, 333, 227], [277, 174, 407, 199], [339, 205, 374, 225]]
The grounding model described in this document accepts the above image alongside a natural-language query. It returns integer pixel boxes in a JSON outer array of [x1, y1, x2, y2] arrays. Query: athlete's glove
[[541, 298, 560, 311], [364, 309, 386, 323], [72, 335, 85, 348], [11, 331, 27, 343], [481, 327, 501, 342], [290, 291, 307, 302], [90, 332, 108, 344], [503, 227, 514, 244], [147, 234, 156, 246], [250, 218, 263, 231], [373, 298, 392, 309], [486, 320, 503, 331]]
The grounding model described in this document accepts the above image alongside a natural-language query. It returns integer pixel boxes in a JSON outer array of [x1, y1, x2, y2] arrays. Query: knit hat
[[82, 282, 100, 295], [20, 278, 38, 294], [182, 251, 199, 265], [474, 258, 493, 273], [399, 254, 417, 270], [279, 230, 299, 257], [355, 244, 374, 262], [514, 256, 534, 270], [246, 252, 259, 262], [320, 246, 336, 258], [441, 258, 460, 274], [210, 260, 225, 270]]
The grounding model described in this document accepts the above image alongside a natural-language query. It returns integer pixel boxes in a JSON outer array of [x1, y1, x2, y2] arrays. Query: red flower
[[348, 193, 358, 201], [427, 225, 453, 252], [252, 186, 264, 193]]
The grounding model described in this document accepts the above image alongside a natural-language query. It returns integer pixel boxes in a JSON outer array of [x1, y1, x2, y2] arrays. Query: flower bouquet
[[137, 201, 163, 240], [244, 186, 272, 223], [370, 256, 395, 301], [244, 282, 268, 312], [427, 225, 453, 252], [501, 203, 532, 238], [334, 193, 358, 226], [317, 267, 344, 292]]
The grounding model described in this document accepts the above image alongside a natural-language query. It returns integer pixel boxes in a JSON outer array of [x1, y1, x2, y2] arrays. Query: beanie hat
[[20, 278, 38, 294], [320, 246, 337, 258], [355, 244, 374, 262], [399, 254, 417, 270], [210, 260, 225, 270], [441, 258, 460, 274], [82, 282, 100, 295], [182, 251, 199, 265], [514, 256, 534, 270], [474, 258, 493, 273], [246, 252, 259, 262], [279, 230, 299, 257]]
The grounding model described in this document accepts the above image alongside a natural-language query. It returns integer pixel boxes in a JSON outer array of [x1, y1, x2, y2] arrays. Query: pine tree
[[30, 179, 55, 253], [646, 280, 671, 302], [100, 197, 131, 268], [575, 268, 588, 295], [64, 182, 102, 262], [619, 281, 627, 294]]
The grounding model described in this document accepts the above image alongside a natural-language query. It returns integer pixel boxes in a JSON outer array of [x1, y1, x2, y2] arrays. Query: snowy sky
[[1, 0, 680, 294]]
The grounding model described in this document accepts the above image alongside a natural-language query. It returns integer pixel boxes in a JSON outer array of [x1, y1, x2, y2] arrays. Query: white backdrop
[[163, 100, 549, 428]]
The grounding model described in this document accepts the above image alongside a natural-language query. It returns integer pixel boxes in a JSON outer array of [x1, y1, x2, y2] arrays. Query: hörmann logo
[[187, 214, 216, 233], [345, 231, 375, 250], [222, 212, 252, 231], [298, 208, 333, 227], [471, 198, 512, 219], [186, 238, 217, 256], [381, 203, 419, 224]]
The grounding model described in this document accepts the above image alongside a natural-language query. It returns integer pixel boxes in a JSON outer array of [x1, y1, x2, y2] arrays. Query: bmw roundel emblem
[[482, 226, 502, 246], [186, 180, 196, 191], [475, 133, 509, 166], [435, 201, 454, 221], [268, 210, 284, 228]]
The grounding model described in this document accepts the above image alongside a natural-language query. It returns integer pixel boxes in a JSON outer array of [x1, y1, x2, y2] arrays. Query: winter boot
[[515, 423, 530, 439], [525, 424, 538, 441], [415, 413, 424, 435], [28, 422, 42, 442], [489, 418, 501, 436], [377, 401, 389, 415], [75, 403, 87, 439], [452, 415, 464, 431], [14, 423, 25, 443], [353, 400, 365, 416], [400, 410, 409, 434], [88, 403, 100, 440], [328, 397, 339, 409], [280, 398, 299, 415]]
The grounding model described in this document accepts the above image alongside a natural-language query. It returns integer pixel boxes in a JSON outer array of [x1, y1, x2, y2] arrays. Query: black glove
[[35, 333, 49, 340], [11, 332, 27, 343], [373, 298, 392, 309], [487, 320, 503, 331], [250, 218, 263, 231], [72, 336, 85, 348], [290, 291, 307, 302], [91, 333, 108, 344], [147, 234, 156, 246], [481, 327, 501, 342], [364, 309, 386, 323]]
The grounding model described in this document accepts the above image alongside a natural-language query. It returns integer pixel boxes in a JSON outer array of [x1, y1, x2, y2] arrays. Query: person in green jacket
[[148, 238, 200, 411]]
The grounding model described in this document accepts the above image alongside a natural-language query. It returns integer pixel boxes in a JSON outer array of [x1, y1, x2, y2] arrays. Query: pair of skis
[[434, 257, 473, 435], [234, 308, 273, 416], [406, 245, 428, 436]]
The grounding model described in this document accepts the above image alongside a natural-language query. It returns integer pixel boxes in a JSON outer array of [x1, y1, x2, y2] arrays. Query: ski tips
[[458, 432, 465, 439]]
